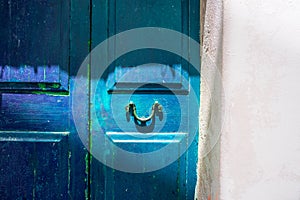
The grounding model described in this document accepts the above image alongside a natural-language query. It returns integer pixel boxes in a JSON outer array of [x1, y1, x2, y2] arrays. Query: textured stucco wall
[[196, 0, 300, 199], [196, 0, 223, 199], [220, 0, 300, 199]]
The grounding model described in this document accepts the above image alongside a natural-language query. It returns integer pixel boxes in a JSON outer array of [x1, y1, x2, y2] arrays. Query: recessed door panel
[[0, 0, 69, 93]]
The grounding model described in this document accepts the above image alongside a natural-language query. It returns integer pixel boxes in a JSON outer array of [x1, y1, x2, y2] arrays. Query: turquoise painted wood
[[90, 0, 200, 200], [0, 0, 200, 199]]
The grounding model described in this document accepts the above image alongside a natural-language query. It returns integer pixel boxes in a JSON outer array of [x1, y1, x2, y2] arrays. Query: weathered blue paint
[[0, 1, 86, 199], [0, 0, 200, 199]]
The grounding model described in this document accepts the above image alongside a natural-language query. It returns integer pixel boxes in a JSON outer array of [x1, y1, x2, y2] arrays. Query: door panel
[[0, 94, 69, 131], [0, 0, 88, 199], [90, 0, 200, 199], [113, 0, 184, 66], [0, 0, 69, 93], [0, 138, 69, 199]]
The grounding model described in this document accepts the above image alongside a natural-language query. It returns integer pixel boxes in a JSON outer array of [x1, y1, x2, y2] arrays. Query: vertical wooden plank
[[69, 0, 91, 199], [90, 0, 109, 199]]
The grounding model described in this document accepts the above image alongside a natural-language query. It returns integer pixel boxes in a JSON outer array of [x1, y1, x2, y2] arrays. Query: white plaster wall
[[221, 0, 300, 199]]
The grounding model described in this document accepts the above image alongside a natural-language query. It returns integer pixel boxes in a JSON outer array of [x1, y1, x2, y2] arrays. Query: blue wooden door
[[0, 0, 199, 199], [87, 0, 200, 199], [0, 1, 88, 199]]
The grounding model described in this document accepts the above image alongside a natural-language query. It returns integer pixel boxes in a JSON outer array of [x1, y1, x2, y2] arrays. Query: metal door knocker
[[125, 101, 163, 122]]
